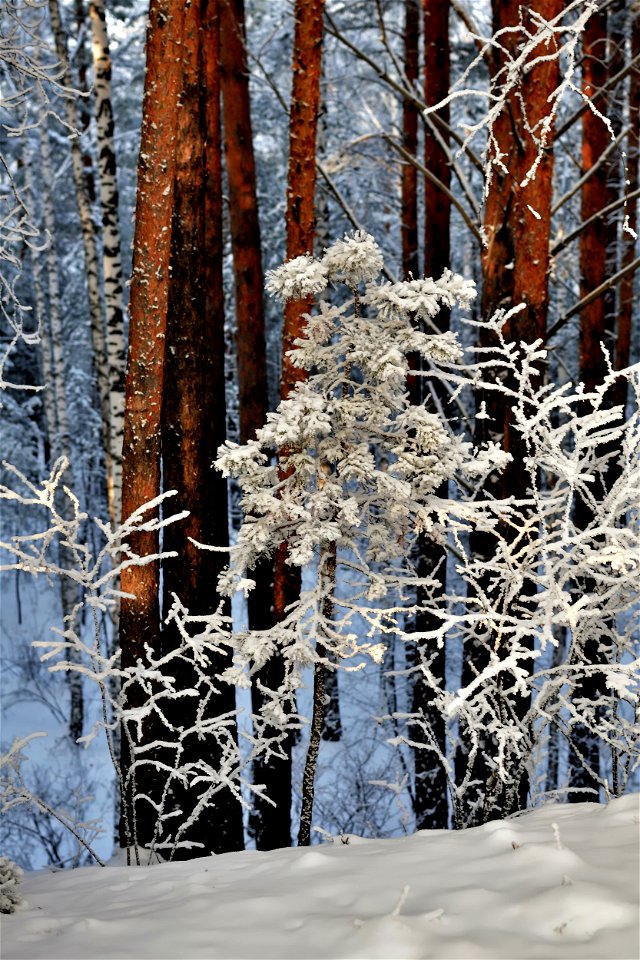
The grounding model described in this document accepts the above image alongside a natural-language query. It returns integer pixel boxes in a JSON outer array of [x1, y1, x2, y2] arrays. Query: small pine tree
[[216, 231, 505, 841]]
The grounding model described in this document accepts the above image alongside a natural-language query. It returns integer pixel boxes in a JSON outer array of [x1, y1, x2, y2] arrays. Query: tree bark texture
[[401, 0, 420, 281], [281, 0, 325, 399], [47, 0, 112, 520], [459, 0, 562, 825], [89, 0, 126, 525], [614, 11, 639, 407], [219, 0, 268, 447], [422, 0, 450, 285], [270, 0, 326, 846], [405, 0, 450, 832], [119, 0, 185, 849], [159, 0, 243, 857], [579, 6, 610, 395], [220, 0, 292, 852]]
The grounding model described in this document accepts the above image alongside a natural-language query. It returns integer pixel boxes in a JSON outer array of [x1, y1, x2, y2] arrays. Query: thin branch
[[384, 135, 483, 244], [555, 52, 640, 141], [552, 186, 640, 256], [548, 255, 640, 339], [552, 124, 631, 215]]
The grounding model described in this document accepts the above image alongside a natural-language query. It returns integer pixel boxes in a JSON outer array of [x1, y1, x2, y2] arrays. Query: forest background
[[1, 0, 639, 871]]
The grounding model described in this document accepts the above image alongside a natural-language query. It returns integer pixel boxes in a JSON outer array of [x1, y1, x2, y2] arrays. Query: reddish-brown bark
[[614, 12, 639, 405], [220, 0, 294, 851], [459, 0, 562, 823], [120, 0, 184, 671], [422, 0, 450, 285], [280, 0, 325, 399], [401, 0, 420, 280], [270, 0, 326, 845], [119, 0, 185, 846], [579, 7, 610, 394], [220, 0, 269, 446], [482, 0, 560, 349], [273, 0, 325, 619], [159, 0, 244, 856]]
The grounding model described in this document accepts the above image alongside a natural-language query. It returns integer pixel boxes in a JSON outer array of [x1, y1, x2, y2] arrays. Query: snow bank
[[3, 795, 638, 959]]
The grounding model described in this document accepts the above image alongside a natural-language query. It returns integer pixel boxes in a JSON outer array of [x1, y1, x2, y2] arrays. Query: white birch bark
[[89, 0, 125, 525], [47, 0, 114, 523]]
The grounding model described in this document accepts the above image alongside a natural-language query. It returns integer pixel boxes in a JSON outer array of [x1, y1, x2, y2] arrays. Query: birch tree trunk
[[119, 0, 185, 851], [89, 0, 125, 524], [47, 0, 112, 521]]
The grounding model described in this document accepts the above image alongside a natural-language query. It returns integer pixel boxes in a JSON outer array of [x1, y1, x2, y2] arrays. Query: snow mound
[[3, 795, 638, 959]]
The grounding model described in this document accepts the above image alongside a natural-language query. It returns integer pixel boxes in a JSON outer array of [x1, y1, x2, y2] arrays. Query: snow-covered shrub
[[0, 463, 256, 864], [218, 233, 640, 831], [0, 855, 23, 914]]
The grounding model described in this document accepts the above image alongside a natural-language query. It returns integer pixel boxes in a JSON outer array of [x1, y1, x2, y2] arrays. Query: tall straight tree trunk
[[458, 0, 561, 825], [89, 0, 125, 525], [407, 0, 450, 831], [72, 0, 97, 204], [119, 0, 185, 850], [579, 6, 610, 396], [47, 0, 113, 521], [401, 0, 420, 281], [570, 6, 621, 803], [219, 0, 287, 850], [613, 11, 639, 409], [38, 121, 84, 744], [160, 0, 243, 857], [272, 0, 325, 845]]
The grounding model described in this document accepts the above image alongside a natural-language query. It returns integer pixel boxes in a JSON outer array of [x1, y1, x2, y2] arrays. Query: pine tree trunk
[[89, 0, 125, 525], [159, 0, 244, 857], [298, 544, 335, 846], [458, 0, 561, 825], [272, 0, 326, 843], [570, 7, 620, 803], [407, 0, 450, 831], [614, 11, 639, 408], [219, 0, 290, 851], [119, 0, 185, 851], [401, 0, 420, 281], [47, 0, 113, 521]]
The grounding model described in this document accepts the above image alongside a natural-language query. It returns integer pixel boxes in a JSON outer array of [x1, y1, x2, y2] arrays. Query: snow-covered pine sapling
[[216, 231, 497, 843]]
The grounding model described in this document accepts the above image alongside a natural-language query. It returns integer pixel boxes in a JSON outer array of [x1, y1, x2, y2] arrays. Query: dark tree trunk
[[458, 0, 561, 825], [401, 0, 420, 281], [219, 0, 292, 851], [613, 11, 639, 408], [406, 0, 450, 832]]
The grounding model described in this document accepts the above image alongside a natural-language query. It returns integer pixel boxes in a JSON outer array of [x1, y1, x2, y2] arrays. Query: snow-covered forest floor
[[3, 794, 638, 960]]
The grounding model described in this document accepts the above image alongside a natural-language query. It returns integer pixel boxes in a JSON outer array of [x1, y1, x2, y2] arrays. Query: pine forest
[[1, 1, 639, 956]]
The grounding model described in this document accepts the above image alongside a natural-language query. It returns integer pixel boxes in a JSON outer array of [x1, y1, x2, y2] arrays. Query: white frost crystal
[[322, 230, 384, 286], [265, 254, 328, 302]]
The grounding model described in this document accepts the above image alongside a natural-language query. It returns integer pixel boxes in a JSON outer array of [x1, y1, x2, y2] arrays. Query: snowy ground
[[3, 794, 638, 960]]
